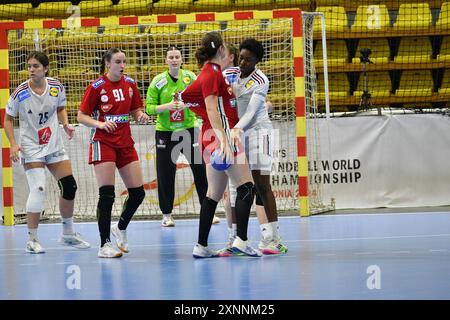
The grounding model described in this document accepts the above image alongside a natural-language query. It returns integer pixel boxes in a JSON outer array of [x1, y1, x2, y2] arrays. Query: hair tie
[[211, 42, 215, 49]]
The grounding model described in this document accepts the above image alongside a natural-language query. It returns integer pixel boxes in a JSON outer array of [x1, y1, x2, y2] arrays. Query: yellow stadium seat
[[60, 26, 99, 43], [394, 37, 432, 64], [439, 69, 450, 94], [317, 72, 350, 100], [234, 0, 274, 10], [353, 72, 392, 97], [152, 0, 193, 14], [352, 38, 390, 64], [351, 5, 390, 31], [79, 0, 114, 17], [314, 40, 348, 67], [395, 70, 433, 97], [436, 2, 450, 30], [437, 36, 450, 61], [192, 0, 233, 12], [0, 3, 32, 20], [31, 1, 72, 19], [145, 24, 181, 35], [183, 22, 221, 33], [274, 0, 310, 10], [314, 6, 348, 33], [393, 3, 432, 30], [223, 19, 262, 38], [99, 25, 141, 42], [113, 0, 151, 16]]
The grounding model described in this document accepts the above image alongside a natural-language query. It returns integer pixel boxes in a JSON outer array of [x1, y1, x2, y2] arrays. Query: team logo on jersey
[[38, 127, 52, 145], [101, 95, 109, 103], [18, 90, 31, 102], [245, 79, 255, 89], [183, 76, 191, 85], [101, 104, 113, 112], [170, 110, 184, 122], [129, 87, 133, 99], [49, 87, 59, 97], [27, 109, 32, 114], [105, 114, 129, 123]]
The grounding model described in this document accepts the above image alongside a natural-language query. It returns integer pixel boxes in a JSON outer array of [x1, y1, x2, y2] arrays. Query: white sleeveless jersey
[[223, 67, 270, 131], [6, 77, 67, 158]]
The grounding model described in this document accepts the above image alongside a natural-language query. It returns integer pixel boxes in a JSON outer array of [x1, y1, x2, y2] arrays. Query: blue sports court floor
[[1, 210, 450, 300]]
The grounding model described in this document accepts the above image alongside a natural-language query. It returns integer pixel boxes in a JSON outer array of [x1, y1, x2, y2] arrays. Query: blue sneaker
[[231, 236, 262, 257], [192, 244, 220, 259]]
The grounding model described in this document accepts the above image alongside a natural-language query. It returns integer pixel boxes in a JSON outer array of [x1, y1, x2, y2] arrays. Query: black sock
[[118, 186, 145, 230], [235, 182, 255, 241], [198, 197, 218, 247], [97, 185, 115, 247]]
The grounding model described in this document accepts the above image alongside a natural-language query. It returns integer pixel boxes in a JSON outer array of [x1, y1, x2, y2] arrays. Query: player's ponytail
[[100, 47, 123, 75], [195, 31, 223, 68]]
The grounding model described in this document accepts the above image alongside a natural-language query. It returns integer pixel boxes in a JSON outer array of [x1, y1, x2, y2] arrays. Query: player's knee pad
[[236, 182, 255, 203], [97, 185, 115, 216], [25, 168, 46, 213], [58, 175, 77, 200], [127, 185, 145, 206]]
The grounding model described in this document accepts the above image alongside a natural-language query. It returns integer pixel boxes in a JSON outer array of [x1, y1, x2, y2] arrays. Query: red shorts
[[199, 127, 241, 165], [89, 141, 139, 169]]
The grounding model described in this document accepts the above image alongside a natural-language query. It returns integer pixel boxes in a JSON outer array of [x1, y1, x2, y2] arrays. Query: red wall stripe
[[43, 20, 62, 29], [196, 13, 215, 21], [234, 11, 254, 20], [81, 18, 101, 27], [120, 16, 139, 25], [157, 15, 177, 23]]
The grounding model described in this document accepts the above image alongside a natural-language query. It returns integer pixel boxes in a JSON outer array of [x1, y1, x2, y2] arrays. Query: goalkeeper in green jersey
[[146, 46, 219, 227]]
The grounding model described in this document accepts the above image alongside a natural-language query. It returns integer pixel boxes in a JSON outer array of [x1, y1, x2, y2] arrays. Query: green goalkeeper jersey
[[146, 69, 198, 132]]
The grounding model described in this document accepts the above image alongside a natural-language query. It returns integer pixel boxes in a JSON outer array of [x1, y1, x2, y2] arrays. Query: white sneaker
[[111, 224, 129, 253], [212, 215, 221, 224], [26, 240, 45, 254], [98, 241, 122, 258], [192, 243, 220, 259], [59, 232, 91, 249], [232, 236, 262, 257], [161, 215, 175, 227], [259, 239, 288, 255]]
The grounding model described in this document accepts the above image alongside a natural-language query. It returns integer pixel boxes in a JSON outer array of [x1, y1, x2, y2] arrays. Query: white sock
[[62, 217, 74, 235], [28, 228, 38, 241], [260, 223, 273, 241], [269, 221, 279, 240], [163, 214, 172, 219], [227, 227, 234, 239], [232, 223, 237, 237]]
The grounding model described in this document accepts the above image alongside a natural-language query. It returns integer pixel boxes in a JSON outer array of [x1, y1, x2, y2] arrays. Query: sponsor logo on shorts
[[105, 114, 129, 123]]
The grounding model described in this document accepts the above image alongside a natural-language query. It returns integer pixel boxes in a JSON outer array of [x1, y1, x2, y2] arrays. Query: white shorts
[[244, 127, 274, 173], [21, 149, 69, 165]]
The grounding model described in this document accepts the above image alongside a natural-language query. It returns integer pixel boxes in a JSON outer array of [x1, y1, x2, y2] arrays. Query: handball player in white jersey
[[3, 51, 90, 254], [223, 39, 288, 254]]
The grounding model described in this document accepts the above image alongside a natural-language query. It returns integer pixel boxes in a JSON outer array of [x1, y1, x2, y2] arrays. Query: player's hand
[[98, 121, 117, 133], [219, 138, 233, 165], [63, 124, 75, 140], [137, 112, 150, 124], [230, 127, 243, 150], [10, 144, 21, 163], [174, 101, 187, 111]]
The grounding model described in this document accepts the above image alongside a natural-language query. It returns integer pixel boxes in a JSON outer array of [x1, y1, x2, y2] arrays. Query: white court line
[[354, 252, 375, 255], [308, 211, 450, 218], [429, 249, 447, 252], [1, 233, 450, 255], [391, 251, 411, 254]]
